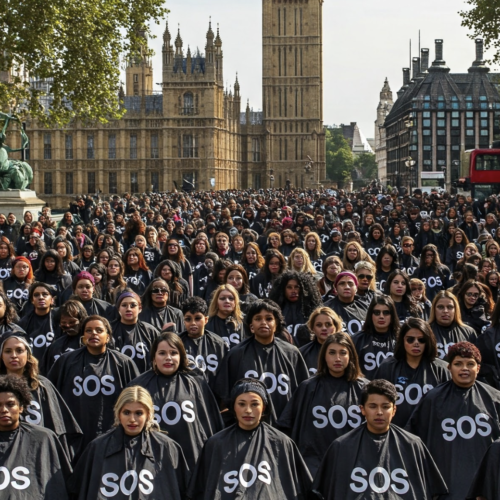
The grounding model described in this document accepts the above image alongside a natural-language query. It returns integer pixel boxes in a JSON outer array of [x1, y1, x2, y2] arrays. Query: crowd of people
[[1, 183, 500, 498]]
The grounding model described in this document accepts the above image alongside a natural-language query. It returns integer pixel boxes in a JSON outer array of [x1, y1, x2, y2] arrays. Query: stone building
[[6, 0, 326, 208], [374, 78, 394, 183], [382, 39, 500, 190]]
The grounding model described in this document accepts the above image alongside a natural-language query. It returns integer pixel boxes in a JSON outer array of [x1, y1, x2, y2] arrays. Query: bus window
[[475, 154, 500, 171]]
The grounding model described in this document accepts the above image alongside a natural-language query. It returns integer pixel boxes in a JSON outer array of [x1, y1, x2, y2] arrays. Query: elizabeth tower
[[262, 0, 326, 188]]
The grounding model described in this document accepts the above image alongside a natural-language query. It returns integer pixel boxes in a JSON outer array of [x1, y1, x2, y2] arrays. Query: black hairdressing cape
[[0, 422, 72, 499], [466, 438, 500, 499], [25, 375, 83, 464], [187, 422, 312, 500], [475, 325, 500, 389], [69, 425, 189, 500], [47, 347, 140, 450], [214, 336, 309, 423], [352, 330, 397, 380], [278, 375, 367, 476], [80, 297, 117, 323], [139, 305, 184, 334], [111, 320, 160, 373], [39, 333, 81, 376], [374, 356, 450, 427], [323, 296, 368, 336], [206, 315, 246, 350], [406, 380, 500, 499], [430, 322, 478, 360], [18, 309, 58, 361], [299, 339, 322, 376], [128, 369, 223, 470], [311, 424, 448, 500], [178, 329, 229, 389]]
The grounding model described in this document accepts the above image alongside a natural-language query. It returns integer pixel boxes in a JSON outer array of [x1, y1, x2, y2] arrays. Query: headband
[[334, 271, 358, 288], [0, 333, 31, 356], [116, 291, 141, 308], [230, 378, 269, 407]]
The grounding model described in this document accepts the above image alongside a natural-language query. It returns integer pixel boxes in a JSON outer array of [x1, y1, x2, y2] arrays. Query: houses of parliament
[[16, 0, 326, 207]]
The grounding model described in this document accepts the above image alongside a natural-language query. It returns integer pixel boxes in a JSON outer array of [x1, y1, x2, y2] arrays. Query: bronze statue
[[0, 113, 34, 190]]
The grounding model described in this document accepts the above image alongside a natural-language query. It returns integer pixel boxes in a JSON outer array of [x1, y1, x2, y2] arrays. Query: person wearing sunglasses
[[400, 236, 420, 277], [456, 279, 491, 332], [352, 295, 399, 380], [354, 260, 378, 304], [374, 317, 450, 427], [139, 278, 185, 333]]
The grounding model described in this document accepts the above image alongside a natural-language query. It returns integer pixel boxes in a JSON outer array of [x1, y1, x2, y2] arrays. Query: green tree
[[0, 0, 168, 125], [353, 152, 377, 188], [460, 0, 500, 63], [325, 126, 354, 186]]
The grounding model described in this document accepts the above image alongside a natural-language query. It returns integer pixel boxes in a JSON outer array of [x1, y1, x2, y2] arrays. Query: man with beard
[[312, 379, 447, 499], [324, 272, 369, 336], [407, 342, 500, 499]]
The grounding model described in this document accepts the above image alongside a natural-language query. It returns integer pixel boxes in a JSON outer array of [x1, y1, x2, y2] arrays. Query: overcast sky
[[144, 0, 497, 140]]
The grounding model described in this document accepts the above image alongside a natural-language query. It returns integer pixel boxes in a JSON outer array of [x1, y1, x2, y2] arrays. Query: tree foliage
[[353, 152, 377, 187], [0, 0, 168, 125], [460, 0, 500, 64], [325, 127, 354, 184]]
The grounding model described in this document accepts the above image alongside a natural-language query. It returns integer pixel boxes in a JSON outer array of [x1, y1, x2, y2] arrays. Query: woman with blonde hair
[[70, 385, 190, 499], [206, 284, 246, 350], [354, 260, 377, 303], [342, 240, 374, 271], [429, 290, 478, 360], [304, 232, 326, 273], [287, 247, 317, 275], [300, 307, 343, 375]]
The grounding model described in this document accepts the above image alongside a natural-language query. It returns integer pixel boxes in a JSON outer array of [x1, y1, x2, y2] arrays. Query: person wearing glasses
[[353, 260, 377, 303], [352, 295, 399, 380], [456, 279, 491, 332], [407, 342, 500, 500], [429, 290, 478, 360], [413, 243, 451, 302], [374, 317, 450, 427], [139, 278, 185, 333], [400, 236, 420, 277]]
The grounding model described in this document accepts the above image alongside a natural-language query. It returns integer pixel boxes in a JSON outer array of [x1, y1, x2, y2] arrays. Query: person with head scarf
[[187, 378, 313, 499]]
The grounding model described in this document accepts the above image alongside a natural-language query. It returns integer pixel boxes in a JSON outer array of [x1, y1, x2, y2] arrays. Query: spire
[[215, 24, 222, 47], [175, 25, 183, 58], [163, 20, 171, 44], [206, 17, 215, 46], [234, 73, 240, 96], [382, 77, 390, 93]]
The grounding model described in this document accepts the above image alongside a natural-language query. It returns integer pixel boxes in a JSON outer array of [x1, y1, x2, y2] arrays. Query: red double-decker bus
[[458, 148, 500, 200]]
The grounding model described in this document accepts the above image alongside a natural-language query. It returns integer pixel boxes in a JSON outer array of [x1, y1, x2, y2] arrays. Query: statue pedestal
[[0, 190, 46, 220]]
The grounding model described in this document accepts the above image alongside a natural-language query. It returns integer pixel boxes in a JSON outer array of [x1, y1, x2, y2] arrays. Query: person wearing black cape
[[0, 374, 71, 499], [466, 438, 500, 499], [374, 317, 450, 427], [312, 379, 448, 500], [129, 332, 224, 470], [299, 307, 343, 376], [18, 282, 59, 362], [187, 378, 313, 499], [407, 342, 500, 500], [215, 299, 309, 424], [0, 289, 26, 339], [48, 315, 140, 450], [179, 297, 228, 389], [206, 284, 247, 350], [429, 290, 478, 360], [112, 291, 160, 373], [39, 300, 88, 376], [0, 332, 83, 464], [69, 386, 190, 500], [278, 333, 368, 476], [323, 271, 369, 336], [139, 278, 185, 333], [352, 295, 399, 380], [476, 299, 500, 388]]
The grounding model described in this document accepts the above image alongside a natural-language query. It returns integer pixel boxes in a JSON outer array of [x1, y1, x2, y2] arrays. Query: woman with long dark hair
[[278, 332, 367, 475], [129, 332, 223, 470], [413, 243, 452, 302], [123, 246, 153, 295], [54, 239, 81, 277], [105, 255, 128, 304], [456, 279, 491, 332], [250, 249, 286, 299], [0, 290, 23, 336], [223, 264, 258, 314], [70, 386, 189, 499], [74, 244, 95, 270], [34, 250, 72, 305], [0, 236, 15, 278], [374, 244, 399, 292], [477, 299, 500, 388], [317, 255, 343, 300], [161, 237, 193, 294], [445, 228, 468, 273], [385, 270, 422, 323], [365, 223, 385, 259], [374, 317, 450, 427], [352, 295, 400, 380]]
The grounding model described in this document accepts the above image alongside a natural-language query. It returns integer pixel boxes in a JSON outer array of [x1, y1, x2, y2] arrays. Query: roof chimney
[[403, 67, 410, 86], [469, 38, 489, 73], [412, 57, 421, 79], [429, 39, 449, 72], [421, 48, 429, 73]]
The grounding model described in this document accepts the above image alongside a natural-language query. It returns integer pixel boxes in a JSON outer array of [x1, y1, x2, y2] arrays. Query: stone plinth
[[0, 190, 46, 220]]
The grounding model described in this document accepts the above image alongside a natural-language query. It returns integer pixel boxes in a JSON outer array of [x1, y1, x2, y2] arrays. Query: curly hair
[[245, 299, 290, 342], [0, 374, 32, 409], [0, 290, 19, 325], [447, 341, 481, 364], [269, 270, 323, 320]]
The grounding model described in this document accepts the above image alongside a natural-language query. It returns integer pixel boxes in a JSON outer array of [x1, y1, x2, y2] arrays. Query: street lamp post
[[441, 165, 447, 191], [405, 157, 416, 194]]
